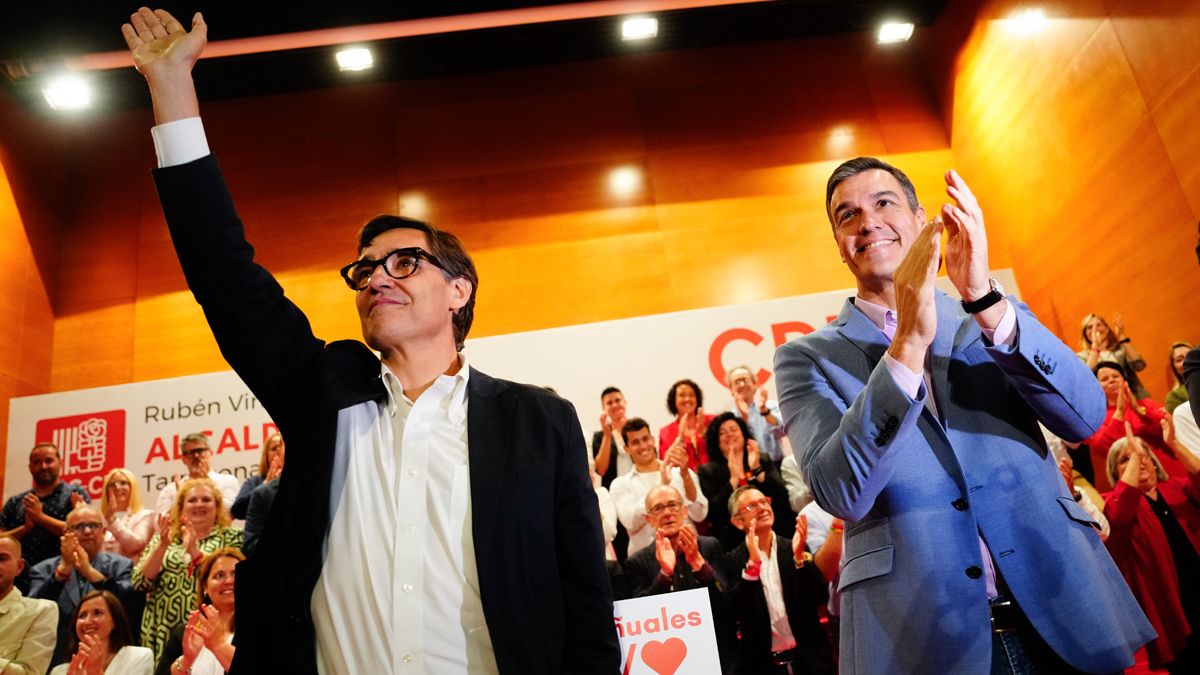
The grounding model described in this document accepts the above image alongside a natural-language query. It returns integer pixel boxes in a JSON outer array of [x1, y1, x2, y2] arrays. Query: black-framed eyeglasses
[[70, 522, 103, 533], [648, 501, 683, 516], [339, 247, 445, 291]]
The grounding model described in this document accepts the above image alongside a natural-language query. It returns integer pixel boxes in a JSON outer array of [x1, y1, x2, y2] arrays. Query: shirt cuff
[[882, 353, 923, 400], [151, 117, 211, 168], [980, 299, 1017, 347]]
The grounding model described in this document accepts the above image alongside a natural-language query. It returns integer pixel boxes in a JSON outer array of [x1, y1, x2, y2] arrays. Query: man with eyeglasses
[[121, 8, 618, 674], [28, 505, 136, 669], [1, 442, 91, 593], [154, 432, 240, 516], [623, 485, 738, 673], [726, 365, 786, 470], [727, 486, 835, 675]]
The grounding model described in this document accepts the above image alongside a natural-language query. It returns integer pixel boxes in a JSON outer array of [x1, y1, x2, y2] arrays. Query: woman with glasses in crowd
[[51, 589, 153, 674], [133, 478, 242, 666]]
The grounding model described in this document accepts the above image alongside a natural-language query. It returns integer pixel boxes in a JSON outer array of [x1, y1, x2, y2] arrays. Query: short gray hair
[[181, 433, 211, 449], [1106, 437, 1168, 487], [728, 485, 762, 518]]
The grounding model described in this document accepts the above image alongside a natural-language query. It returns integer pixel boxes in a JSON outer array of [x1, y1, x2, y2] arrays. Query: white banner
[[6, 271, 1018, 506], [612, 587, 721, 675]]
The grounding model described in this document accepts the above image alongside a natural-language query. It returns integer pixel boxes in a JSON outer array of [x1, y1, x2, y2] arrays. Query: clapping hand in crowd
[[654, 529, 677, 577], [675, 525, 705, 571], [791, 514, 809, 565], [66, 633, 106, 675]]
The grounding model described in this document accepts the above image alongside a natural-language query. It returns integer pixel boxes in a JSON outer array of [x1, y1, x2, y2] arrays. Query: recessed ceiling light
[[336, 47, 373, 72], [1010, 8, 1048, 34], [608, 166, 643, 197], [43, 75, 92, 110], [877, 22, 914, 44], [622, 17, 658, 41]]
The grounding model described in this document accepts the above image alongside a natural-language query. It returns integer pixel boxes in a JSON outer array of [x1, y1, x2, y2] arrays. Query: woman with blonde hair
[[1167, 341, 1193, 413], [99, 468, 155, 562], [133, 478, 242, 666], [1079, 312, 1150, 399], [230, 433, 284, 519]]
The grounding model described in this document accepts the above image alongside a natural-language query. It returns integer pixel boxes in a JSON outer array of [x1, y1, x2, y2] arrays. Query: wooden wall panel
[[29, 33, 951, 394], [938, 0, 1200, 399]]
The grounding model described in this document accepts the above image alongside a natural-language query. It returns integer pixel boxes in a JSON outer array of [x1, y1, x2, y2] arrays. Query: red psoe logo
[[35, 410, 126, 499]]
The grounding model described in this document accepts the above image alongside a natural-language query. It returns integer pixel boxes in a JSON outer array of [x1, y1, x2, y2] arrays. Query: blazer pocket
[[837, 546, 894, 592], [1055, 496, 1099, 527]]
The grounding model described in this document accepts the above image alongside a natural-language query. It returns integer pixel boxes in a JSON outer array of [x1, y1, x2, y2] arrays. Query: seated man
[[0, 535, 57, 675], [27, 505, 136, 668], [610, 418, 708, 559], [728, 486, 835, 675], [154, 432, 240, 516], [624, 485, 737, 673]]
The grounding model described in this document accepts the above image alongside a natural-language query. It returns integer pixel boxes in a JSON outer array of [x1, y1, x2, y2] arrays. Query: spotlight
[[336, 47, 373, 72], [877, 22, 914, 44], [43, 75, 93, 110], [608, 166, 643, 198], [1010, 8, 1048, 34], [622, 17, 658, 41]]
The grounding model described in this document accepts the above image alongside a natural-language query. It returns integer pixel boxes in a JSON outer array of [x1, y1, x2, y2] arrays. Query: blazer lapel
[[835, 298, 890, 367], [466, 368, 514, 581]]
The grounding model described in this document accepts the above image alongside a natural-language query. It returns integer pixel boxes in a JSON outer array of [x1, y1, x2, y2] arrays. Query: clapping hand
[[744, 513, 762, 564], [654, 530, 677, 576], [67, 633, 105, 675], [791, 514, 809, 563], [676, 525, 705, 570]]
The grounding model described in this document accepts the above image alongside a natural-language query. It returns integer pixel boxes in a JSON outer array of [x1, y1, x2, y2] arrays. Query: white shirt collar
[[380, 353, 470, 422]]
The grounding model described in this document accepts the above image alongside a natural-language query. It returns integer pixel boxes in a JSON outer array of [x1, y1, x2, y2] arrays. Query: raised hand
[[70, 492, 86, 509], [599, 413, 613, 436], [888, 216, 943, 372], [22, 493, 45, 523], [756, 387, 769, 410], [734, 395, 750, 419], [76, 633, 104, 675], [196, 604, 228, 650], [791, 514, 809, 562], [654, 530, 677, 576], [665, 443, 689, 475], [940, 170, 991, 303], [677, 525, 704, 569], [1058, 457, 1074, 491], [182, 610, 205, 662], [155, 512, 171, 539], [1119, 422, 1144, 488], [266, 453, 284, 482], [747, 439, 762, 471], [121, 8, 207, 79], [1162, 413, 1177, 447], [181, 518, 199, 556], [1113, 382, 1127, 422], [1113, 313, 1127, 341], [745, 514, 761, 564]]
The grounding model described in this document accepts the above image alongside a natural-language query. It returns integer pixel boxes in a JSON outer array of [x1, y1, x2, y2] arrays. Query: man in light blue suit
[[773, 157, 1153, 674]]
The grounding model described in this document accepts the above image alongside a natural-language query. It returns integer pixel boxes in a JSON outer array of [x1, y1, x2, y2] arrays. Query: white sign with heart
[[612, 587, 722, 675]]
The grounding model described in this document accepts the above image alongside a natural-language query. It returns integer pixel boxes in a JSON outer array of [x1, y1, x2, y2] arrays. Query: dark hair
[[356, 215, 479, 351], [600, 386, 622, 401], [69, 590, 134, 656], [29, 442, 59, 458], [196, 547, 246, 632], [706, 411, 753, 459], [666, 379, 704, 416], [621, 417, 651, 445], [1093, 360, 1126, 377], [825, 157, 920, 227]]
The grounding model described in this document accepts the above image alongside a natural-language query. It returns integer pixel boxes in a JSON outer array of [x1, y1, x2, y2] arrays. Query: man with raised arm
[[120, 8, 619, 674], [773, 157, 1154, 673]]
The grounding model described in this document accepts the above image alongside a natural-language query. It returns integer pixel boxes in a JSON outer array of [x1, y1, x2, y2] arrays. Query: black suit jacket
[[728, 542, 835, 675], [242, 478, 278, 556], [153, 155, 620, 674], [624, 534, 739, 674]]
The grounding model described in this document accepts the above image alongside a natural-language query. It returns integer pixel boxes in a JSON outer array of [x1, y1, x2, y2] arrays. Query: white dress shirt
[[746, 534, 798, 653], [152, 119, 496, 674], [610, 464, 708, 557]]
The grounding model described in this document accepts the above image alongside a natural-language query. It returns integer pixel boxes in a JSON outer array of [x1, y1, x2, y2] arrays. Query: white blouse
[[103, 509, 156, 561], [49, 645, 154, 675]]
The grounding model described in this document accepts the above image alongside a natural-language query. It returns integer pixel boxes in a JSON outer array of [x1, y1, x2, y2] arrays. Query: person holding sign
[[120, 8, 618, 674]]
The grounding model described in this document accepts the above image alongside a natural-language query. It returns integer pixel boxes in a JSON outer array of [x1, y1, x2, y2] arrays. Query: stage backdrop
[[6, 270, 1019, 506]]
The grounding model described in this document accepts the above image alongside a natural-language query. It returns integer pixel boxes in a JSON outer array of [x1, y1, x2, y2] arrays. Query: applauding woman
[[100, 468, 155, 562], [1079, 313, 1150, 399], [51, 590, 152, 675], [160, 548, 244, 675], [1104, 420, 1200, 673], [1086, 362, 1186, 490], [698, 412, 794, 551], [133, 478, 242, 665], [658, 379, 716, 471]]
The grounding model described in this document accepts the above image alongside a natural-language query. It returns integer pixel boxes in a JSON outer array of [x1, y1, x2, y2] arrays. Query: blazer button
[[966, 566, 983, 579], [951, 498, 968, 511]]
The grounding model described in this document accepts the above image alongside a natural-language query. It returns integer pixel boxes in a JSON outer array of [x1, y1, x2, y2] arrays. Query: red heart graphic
[[641, 637, 688, 675]]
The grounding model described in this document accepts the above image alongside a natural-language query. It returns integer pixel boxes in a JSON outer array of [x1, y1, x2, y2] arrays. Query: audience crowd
[[1, 315, 1197, 674]]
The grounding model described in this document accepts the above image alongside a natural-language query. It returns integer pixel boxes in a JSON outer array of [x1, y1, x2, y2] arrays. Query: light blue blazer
[[774, 292, 1153, 674]]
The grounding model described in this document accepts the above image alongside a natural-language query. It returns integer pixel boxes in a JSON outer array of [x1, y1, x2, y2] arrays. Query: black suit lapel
[[467, 368, 514, 582]]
